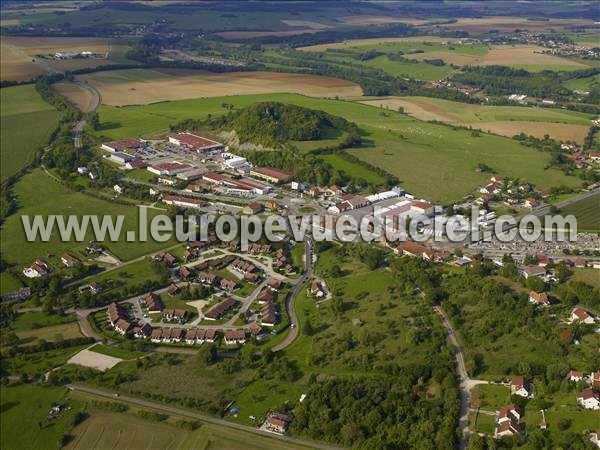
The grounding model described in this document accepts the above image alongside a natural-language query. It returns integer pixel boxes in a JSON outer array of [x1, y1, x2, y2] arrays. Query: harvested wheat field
[[77, 68, 363, 106], [478, 45, 587, 69], [360, 97, 592, 143], [1, 36, 112, 81], [476, 121, 590, 143], [53, 81, 93, 111], [441, 16, 593, 33]]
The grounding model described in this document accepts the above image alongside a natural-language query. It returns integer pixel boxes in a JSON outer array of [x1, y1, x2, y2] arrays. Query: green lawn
[[89, 343, 147, 359], [0, 169, 177, 268], [560, 193, 600, 232], [318, 153, 386, 185], [94, 93, 580, 203], [0, 345, 89, 375], [569, 268, 600, 289], [0, 384, 86, 450], [1, 85, 61, 181]]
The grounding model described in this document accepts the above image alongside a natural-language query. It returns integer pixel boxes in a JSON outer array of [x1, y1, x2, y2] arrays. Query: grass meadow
[[1, 85, 61, 181], [360, 96, 594, 143], [560, 193, 600, 232], [0, 384, 86, 450], [93, 93, 580, 203], [0, 169, 177, 268]]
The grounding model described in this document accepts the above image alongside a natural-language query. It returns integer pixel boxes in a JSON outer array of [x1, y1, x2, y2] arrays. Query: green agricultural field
[[0, 169, 177, 268], [0, 384, 86, 450], [94, 93, 580, 203], [569, 268, 600, 289], [318, 153, 386, 185], [0, 85, 61, 181], [560, 193, 600, 232], [562, 73, 600, 91]]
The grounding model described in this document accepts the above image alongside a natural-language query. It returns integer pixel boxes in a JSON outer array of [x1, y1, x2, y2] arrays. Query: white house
[[571, 308, 595, 324], [510, 376, 531, 398], [568, 370, 585, 382], [114, 184, 123, 194], [577, 389, 600, 410], [77, 166, 88, 175]]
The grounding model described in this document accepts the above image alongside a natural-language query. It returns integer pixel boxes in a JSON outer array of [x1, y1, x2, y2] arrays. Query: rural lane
[[433, 306, 488, 450], [67, 384, 345, 450], [271, 237, 313, 352]]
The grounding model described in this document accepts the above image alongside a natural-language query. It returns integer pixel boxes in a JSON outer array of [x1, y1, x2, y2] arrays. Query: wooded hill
[[208, 102, 360, 148]]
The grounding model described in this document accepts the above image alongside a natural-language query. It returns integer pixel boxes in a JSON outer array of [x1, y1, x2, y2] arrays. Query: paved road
[[271, 237, 313, 352], [433, 306, 488, 450], [67, 384, 344, 450]]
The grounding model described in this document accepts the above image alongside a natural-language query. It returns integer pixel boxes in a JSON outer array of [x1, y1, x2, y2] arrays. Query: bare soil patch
[[360, 98, 461, 123], [68, 347, 123, 371], [479, 45, 587, 68], [1, 36, 114, 81], [79, 69, 362, 106]]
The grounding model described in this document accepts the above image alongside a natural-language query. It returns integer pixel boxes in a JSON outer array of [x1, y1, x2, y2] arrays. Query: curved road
[[272, 237, 313, 352], [433, 306, 487, 450], [68, 383, 344, 450]]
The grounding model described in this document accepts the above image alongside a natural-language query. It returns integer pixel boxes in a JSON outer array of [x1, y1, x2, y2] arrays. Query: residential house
[[204, 297, 236, 320], [61, 253, 79, 267], [142, 292, 163, 313], [170, 327, 184, 342], [114, 318, 132, 335], [510, 376, 531, 398], [264, 413, 292, 434], [495, 418, 521, 438], [267, 277, 283, 291], [133, 323, 152, 339], [23, 259, 50, 278], [592, 371, 600, 388], [528, 291, 550, 307], [220, 278, 238, 291], [198, 271, 217, 285], [243, 201, 264, 215], [520, 265, 546, 279], [150, 328, 163, 343], [168, 283, 180, 296], [310, 280, 325, 298], [498, 404, 522, 423], [577, 389, 600, 410], [568, 370, 585, 382], [224, 329, 246, 345], [571, 307, 595, 324], [161, 328, 173, 343], [204, 329, 216, 343]]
